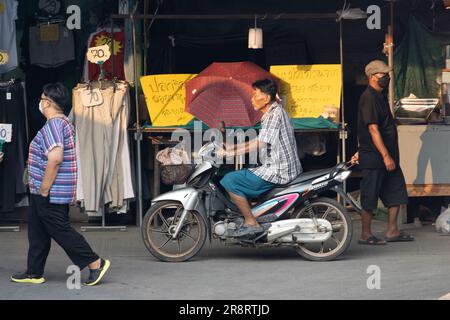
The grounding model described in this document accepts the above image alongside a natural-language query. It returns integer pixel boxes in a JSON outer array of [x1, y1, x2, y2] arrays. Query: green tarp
[[395, 16, 450, 100], [143, 116, 339, 131]]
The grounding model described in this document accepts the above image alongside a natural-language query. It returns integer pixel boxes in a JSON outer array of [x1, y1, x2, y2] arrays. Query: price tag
[[81, 89, 104, 107], [86, 45, 111, 65], [0, 51, 9, 65], [6, 92, 11, 100], [443, 71, 450, 84], [0, 124, 12, 143]]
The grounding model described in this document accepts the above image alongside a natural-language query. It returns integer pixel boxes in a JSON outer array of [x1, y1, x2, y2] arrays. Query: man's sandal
[[358, 235, 387, 245], [385, 231, 415, 242]]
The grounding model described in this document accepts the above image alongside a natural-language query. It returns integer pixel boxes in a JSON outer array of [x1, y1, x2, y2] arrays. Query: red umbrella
[[186, 61, 277, 128]]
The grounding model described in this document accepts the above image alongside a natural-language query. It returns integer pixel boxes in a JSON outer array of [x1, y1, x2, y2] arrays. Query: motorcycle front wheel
[[141, 201, 208, 262], [292, 197, 353, 261]]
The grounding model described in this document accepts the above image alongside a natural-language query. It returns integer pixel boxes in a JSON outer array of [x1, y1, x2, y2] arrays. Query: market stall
[[394, 16, 450, 223], [1, 0, 449, 231]]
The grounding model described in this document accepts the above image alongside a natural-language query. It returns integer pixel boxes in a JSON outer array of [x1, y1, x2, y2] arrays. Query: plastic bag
[[435, 206, 450, 234], [156, 146, 190, 166]]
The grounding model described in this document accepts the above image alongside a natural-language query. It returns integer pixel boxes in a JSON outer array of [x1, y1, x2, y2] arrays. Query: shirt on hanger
[[0, 0, 19, 74], [83, 29, 126, 81], [29, 23, 75, 68]]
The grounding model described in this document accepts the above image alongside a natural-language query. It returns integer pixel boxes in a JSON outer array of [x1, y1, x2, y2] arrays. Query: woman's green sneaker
[[11, 272, 46, 284], [84, 259, 111, 286]]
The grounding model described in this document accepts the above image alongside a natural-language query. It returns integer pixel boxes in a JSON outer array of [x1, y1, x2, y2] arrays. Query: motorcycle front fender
[[151, 188, 207, 218]]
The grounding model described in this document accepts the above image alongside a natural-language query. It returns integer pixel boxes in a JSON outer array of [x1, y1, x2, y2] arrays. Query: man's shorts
[[220, 169, 276, 199], [360, 167, 408, 211]]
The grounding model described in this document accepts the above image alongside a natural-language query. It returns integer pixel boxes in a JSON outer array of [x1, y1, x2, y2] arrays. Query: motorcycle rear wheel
[[142, 201, 208, 262], [292, 197, 353, 261]]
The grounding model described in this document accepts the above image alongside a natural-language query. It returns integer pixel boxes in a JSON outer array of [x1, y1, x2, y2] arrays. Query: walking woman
[[11, 83, 110, 286]]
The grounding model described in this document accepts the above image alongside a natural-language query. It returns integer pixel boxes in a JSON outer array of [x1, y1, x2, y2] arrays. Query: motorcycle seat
[[256, 168, 333, 203], [281, 168, 332, 187]]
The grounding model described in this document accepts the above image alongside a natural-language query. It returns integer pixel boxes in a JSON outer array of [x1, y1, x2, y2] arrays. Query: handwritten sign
[[0, 124, 12, 143], [86, 45, 111, 65], [0, 51, 9, 65], [140, 74, 196, 126], [81, 89, 103, 107], [270, 65, 342, 118]]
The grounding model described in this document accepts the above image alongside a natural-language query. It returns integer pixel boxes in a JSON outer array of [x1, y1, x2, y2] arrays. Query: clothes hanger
[[36, 13, 66, 26]]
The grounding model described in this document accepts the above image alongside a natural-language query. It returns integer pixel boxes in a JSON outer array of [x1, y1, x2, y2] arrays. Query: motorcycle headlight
[[335, 170, 351, 182]]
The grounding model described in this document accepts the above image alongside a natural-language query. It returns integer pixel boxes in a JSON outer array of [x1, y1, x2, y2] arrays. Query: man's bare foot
[[88, 259, 101, 270]]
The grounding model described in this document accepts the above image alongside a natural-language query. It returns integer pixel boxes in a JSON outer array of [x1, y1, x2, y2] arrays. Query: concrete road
[[1, 219, 449, 300]]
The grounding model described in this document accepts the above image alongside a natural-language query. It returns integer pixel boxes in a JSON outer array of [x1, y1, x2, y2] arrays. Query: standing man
[[11, 83, 111, 285], [352, 61, 414, 245]]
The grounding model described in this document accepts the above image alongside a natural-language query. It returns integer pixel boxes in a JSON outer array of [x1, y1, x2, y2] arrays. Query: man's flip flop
[[233, 224, 264, 237], [358, 235, 386, 245], [385, 231, 415, 242]]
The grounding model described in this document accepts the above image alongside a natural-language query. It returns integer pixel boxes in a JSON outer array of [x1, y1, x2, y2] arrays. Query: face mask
[[39, 101, 45, 115], [377, 74, 391, 89]]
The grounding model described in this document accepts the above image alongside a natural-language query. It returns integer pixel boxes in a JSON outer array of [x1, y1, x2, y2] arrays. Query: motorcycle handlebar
[[344, 161, 357, 170]]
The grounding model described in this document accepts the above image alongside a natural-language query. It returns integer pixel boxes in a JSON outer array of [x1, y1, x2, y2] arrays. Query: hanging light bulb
[[248, 15, 263, 49]]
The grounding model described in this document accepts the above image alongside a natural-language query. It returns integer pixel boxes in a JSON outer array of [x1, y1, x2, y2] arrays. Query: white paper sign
[[81, 89, 104, 107], [86, 45, 111, 65], [0, 51, 9, 66], [443, 71, 450, 84], [0, 124, 12, 143]]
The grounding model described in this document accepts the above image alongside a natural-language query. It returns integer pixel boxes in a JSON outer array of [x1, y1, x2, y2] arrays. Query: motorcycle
[[142, 139, 361, 262]]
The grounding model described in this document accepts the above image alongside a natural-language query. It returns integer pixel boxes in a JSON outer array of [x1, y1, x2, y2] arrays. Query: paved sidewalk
[[0, 219, 449, 300]]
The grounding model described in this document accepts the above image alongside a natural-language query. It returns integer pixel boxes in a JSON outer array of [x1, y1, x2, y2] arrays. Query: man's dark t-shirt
[[357, 86, 400, 169]]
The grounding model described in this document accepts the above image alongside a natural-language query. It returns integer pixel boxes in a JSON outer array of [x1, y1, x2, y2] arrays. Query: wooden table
[[398, 125, 450, 223]]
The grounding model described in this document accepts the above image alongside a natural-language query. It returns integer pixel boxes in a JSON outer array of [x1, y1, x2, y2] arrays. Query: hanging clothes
[[82, 29, 126, 82], [0, 0, 19, 74], [0, 80, 27, 213], [70, 81, 134, 216], [29, 22, 75, 68]]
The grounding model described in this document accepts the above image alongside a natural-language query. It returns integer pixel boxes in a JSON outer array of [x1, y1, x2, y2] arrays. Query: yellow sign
[[94, 34, 123, 56], [140, 74, 196, 126], [270, 65, 342, 118], [0, 1, 4, 15], [0, 51, 9, 65], [40, 24, 60, 42]]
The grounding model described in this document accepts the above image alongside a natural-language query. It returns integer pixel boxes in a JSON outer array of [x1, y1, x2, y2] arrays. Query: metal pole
[[0, 226, 20, 232], [388, 2, 395, 114], [131, 13, 144, 228], [143, 0, 149, 75], [339, 20, 347, 195], [110, 17, 115, 79], [111, 13, 338, 21]]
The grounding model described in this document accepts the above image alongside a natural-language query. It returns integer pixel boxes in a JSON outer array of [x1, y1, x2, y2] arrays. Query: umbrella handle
[[218, 120, 226, 142]]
